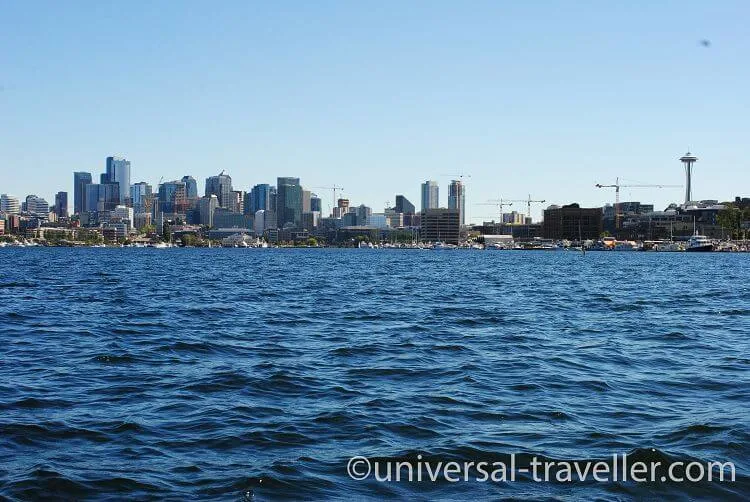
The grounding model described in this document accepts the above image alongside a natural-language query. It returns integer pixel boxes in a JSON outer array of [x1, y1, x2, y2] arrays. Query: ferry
[[686, 234, 713, 252]]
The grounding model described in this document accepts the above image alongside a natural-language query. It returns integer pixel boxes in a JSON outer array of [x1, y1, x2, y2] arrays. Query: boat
[[686, 234, 713, 252], [656, 242, 684, 252], [613, 241, 639, 251]]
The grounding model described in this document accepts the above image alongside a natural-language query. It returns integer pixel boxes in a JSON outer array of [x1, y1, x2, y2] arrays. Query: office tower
[[276, 177, 302, 229], [231, 190, 245, 213], [130, 182, 153, 214], [254, 210, 266, 235], [302, 190, 311, 212], [310, 193, 322, 213], [157, 180, 188, 214], [356, 204, 372, 226], [248, 184, 272, 214], [395, 195, 415, 215], [73, 172, 92, 214], [421, 181, 439, 212], [105, 156, 131, 204], [112, 205, 134, 230], [0, 194, 21, 214], [205, 172, 233, 209], [25, 195, 50, 215], [84, 183, 119, 213], [199, 195, 219, 227], [448, 180, 466, 226], [421, 208, 460, 244], [181, 176, 199, 200], [54, 192, 68, 218]]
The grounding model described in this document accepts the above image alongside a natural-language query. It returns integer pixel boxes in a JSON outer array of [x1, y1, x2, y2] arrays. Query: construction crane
[[440, 173, 472, 180], [595, 177, 681, 229], [313, 185, 344, 214], [505, 195, 546, 223], [475, 198, 513, 221]]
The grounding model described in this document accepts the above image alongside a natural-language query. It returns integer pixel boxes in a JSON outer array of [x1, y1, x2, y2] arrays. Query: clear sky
[[1, 1, 748, 221]]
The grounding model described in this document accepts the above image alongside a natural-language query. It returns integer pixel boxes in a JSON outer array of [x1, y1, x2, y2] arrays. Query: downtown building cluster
[[0, 156, 470, 244]]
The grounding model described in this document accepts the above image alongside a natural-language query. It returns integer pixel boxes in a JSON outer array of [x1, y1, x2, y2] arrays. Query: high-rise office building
[[0, 194, 21, 214], [205, 172, 233, 209], [421, 208, 460, 244], [356, 204, 372, 226], [395, 195, 415, 215], [25, 195, 50, 216], [105, 156, 131, 204], [84, 183, 120, 213], [73, 172, 92, 214], [54, 192, 68, 218], [181, 176, 199, 200], [130, 182, 153, 214], [302, 190, 311, 212], [310, 193, 322, 213], [248, 184, 272, 214], [421, 181, 439, 212], [199, 195, 219, 227], [158, 180, 188, 214], [448, 180, 466, 226], [276, 177, 302, 229]]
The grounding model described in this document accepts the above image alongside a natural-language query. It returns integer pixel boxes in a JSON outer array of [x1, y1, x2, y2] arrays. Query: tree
[[717, 205, 741, 239]]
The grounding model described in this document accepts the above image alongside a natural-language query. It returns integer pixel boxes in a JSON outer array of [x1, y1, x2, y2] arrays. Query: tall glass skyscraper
[[448, 180, 466, 226], [248, 184, 272, 214], [421, 180, 439, 212], [105, 157, 131, 204], [73, 172, 92, 214], [181, 176, 198, 200], [276, 177, 302, 229], [205, 173, 233, 209]]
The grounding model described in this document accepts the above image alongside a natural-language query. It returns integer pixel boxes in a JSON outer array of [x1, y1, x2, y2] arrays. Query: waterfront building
[[133, 212, 152, 231], [342, 212, 358, 227], [385, 208, 403, 228], [448, 180, 466, 226], [421, 181, 439, 212], [421, 208, 460, 244], [276, 177, 302, 229], [254, 210, 266, 235], [213, 208, 252, 229], [205, 172, 234, 209], [0, 219, 5, 235], [54, 192, 68, 218], [0, 194, 21, 214], [104, 156, 131, 204], [369, 213, 389, 229], [112, 205, 134, 231], [73, 172, 92, 214], [199, 195, 219, 227], [25, 195, 50, 216], [542, 204, 603, 240]]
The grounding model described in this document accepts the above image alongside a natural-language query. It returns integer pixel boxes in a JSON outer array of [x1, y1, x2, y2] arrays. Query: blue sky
[[1, 1, 748, 221]]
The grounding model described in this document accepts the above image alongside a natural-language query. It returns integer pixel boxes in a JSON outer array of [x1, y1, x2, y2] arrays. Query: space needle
[[679, 151, 697, 204]]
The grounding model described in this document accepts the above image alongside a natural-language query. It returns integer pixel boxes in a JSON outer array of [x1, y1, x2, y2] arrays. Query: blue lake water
[[1, 248, 748, 500]]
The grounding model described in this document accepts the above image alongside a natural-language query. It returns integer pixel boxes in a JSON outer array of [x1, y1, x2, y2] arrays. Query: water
[[1, 248, 748, 500]]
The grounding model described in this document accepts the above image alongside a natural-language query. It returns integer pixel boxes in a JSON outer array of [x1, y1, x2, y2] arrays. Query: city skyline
[[1, 2, 749, 221]]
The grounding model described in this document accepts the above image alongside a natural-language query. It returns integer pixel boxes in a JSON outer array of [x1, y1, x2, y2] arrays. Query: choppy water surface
[[1, 248, 748, 500]]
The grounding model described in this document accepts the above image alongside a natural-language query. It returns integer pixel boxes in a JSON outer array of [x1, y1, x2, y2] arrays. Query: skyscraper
[[448, 180, 466, 226], [25, 195, 50, 215], [0, 194, 21, 214], [395, 195, 415, 215], [205, 172, 233, 209], [158, 180, 188, 214], [54, 192, 68, 218], [421, 181, 439, 212], [276, 177, 302, 229], [130, 182, 153, 214], [105, 157, 131, 204], [73, 172, 92, 214], [199, 195, 219, 227], [248, 183, 273, 214], [310, 193, 322, 213], [181, 176, 199, 200]]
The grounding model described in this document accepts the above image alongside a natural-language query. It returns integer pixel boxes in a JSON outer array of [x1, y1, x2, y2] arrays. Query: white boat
[[613, 241, 639, 251], [686, 234, 713, 252], [656, 242, 684, 252]]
